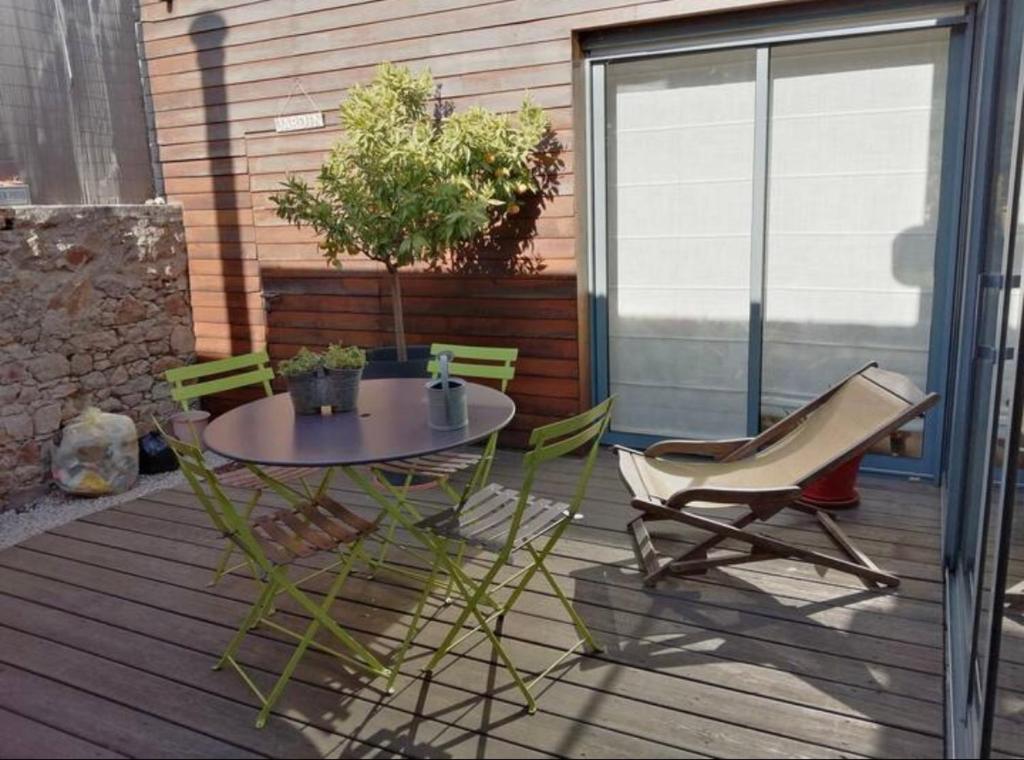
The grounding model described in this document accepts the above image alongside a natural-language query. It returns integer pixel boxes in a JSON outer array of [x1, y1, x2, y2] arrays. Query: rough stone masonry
[[0, 204, 195, 509]]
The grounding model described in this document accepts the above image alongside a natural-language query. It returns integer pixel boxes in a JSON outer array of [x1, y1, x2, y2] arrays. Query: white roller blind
[[761, 28, 949, 428], [606, 49, 755, 438]]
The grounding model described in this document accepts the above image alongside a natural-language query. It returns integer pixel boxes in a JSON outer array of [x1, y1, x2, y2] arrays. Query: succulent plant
[[277, 347, 322, 377], [323, 343, 366, 370]]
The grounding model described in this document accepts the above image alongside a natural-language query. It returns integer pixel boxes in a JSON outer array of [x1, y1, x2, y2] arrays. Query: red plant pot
[[799, 454, 864, 509]]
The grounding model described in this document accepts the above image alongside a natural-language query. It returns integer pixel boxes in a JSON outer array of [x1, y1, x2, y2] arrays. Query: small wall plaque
[[274, 112, 325, 133]]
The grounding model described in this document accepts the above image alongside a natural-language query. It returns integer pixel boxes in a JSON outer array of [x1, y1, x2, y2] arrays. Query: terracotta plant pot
[[800, 454, 864, 509], [171, 410, 210, 449]]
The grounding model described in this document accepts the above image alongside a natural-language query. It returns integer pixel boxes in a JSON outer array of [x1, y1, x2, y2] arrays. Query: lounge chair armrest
[[665, 486, 802, 510], [645, 438, 753, 460]]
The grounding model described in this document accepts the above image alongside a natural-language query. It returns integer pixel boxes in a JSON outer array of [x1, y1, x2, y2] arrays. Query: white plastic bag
[[51, 407, 139, 496]]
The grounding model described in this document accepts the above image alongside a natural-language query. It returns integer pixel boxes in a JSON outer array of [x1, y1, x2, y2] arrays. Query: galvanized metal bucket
[[426, 377, 468, 430], [286, 371, 322, 415], [323, 367, 362, 412], [426, 351, 468, 430]]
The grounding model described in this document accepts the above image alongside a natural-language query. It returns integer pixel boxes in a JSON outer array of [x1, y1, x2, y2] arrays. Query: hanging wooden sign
[[274, 80, 325, 133], [274, 112, 324, 132]]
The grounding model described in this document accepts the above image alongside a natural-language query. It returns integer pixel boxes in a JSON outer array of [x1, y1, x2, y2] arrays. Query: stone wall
[[0, 204, 194, 508]]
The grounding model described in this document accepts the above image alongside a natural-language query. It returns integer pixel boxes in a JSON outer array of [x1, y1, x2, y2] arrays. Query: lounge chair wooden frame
[[617, 363, 939, 589]]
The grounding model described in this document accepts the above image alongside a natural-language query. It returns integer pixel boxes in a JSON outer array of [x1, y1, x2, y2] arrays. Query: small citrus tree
[[271, 63, 550, 361]]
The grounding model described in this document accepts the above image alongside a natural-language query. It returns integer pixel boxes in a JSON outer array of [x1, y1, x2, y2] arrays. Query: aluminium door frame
[[943, 1, 1024, 754], [586, 8, 971, 481]]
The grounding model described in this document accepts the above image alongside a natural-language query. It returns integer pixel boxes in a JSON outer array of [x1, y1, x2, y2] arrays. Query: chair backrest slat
[[165, 350, 275, 411], [170, 367, 274, 404], [432, 361, 514, 383], [528, 396, 614, 449], [428, 343, 518, 391], [528, 417, 607, 464]]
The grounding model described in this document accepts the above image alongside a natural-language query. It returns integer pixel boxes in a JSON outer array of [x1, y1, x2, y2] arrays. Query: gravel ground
[[0, 452, 231, 551]]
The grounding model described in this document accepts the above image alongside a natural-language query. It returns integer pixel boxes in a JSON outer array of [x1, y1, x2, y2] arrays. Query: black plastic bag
[[138, 431, 179, 474]]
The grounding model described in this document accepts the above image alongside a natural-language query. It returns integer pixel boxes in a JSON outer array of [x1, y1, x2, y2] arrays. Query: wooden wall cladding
[[138, 0, 793, 436]]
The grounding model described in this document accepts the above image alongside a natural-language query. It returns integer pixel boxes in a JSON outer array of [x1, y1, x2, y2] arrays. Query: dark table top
[[202, 377, 516, 467]]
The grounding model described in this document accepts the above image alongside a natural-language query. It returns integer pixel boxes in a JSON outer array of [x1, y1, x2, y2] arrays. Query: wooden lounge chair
[[616, 364, 938, 589]]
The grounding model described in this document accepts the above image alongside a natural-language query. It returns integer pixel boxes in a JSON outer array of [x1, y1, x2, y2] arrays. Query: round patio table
[[202, 377, 516, 467]]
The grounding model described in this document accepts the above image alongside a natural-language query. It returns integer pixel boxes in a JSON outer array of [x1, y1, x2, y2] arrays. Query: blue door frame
[[585, 8, 972, 482], [940, 1, 1024, 755]]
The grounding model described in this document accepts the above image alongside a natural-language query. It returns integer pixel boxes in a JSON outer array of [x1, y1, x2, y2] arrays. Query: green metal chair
[[367, 343, 517, 577], [161, 428, 400, 728], [416, 396, 615, 714], [165, 350, 321, 585], [372, 343, 518, 498]]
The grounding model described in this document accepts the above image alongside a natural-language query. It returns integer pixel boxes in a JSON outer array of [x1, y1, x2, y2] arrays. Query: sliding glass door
[[604, 49, 756, 439], [589, 17, 967, 478], [762, 29, 955, 468]]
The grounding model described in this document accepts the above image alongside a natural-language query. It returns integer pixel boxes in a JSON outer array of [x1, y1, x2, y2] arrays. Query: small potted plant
[[278, 347, 323, 415], [322, 342, 366, 412]]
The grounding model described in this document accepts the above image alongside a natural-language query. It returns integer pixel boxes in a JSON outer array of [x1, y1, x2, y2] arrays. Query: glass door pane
[[762, 29, 950, 462], [605, 48, 755, 438]]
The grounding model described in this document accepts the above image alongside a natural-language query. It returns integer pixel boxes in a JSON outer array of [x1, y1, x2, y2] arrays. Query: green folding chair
[[367, 343, 517, 579], [372, 343, 518, 497], [162, 429, 401, 728], [416, 396, 615, 714], [164, 351, 323, 585]]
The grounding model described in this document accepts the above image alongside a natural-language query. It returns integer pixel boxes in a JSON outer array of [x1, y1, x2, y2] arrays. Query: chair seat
[[218, 464, 321, 491], [416, 483, 572, 552], [374, 451, 481, 479], [251, 495, 378, 566]]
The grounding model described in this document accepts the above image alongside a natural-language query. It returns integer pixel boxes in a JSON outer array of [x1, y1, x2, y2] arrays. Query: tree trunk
[[389, 268, 408, 362]]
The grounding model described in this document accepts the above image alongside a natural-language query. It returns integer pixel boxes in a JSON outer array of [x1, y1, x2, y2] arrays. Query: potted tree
[[278, 347, 323, 415], [271, 63, 550, 377], [322, 342, 366, 412]]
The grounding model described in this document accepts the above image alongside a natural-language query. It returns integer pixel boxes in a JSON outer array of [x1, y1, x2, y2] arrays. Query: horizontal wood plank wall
[[138, 0, 801, 439]]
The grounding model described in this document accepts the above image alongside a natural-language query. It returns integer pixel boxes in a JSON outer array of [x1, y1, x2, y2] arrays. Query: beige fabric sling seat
[[617, 364, 939, 589]]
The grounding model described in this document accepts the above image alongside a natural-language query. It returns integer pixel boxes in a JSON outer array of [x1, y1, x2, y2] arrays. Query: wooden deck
[[0, 449, 949, 758]]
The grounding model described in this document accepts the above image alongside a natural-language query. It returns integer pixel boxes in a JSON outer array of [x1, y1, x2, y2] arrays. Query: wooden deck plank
[[82, 488, 948, 664], [31, 520, 945, 674], [151, 469, 950, 618], [0, 552, 711, 758], [21, 511, 946, 706], [0, 592, 554, 760], [12, 524, 945, 729], [0, 706, 126, 759], [0, 664, 255, 758], [79, 497, 947, 631], [0, 554, 931, 758], [146, 456, 950, 592], [0, 541, 869, 758], [0, 450, 947, 758], [127, 480, 950, 607]]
